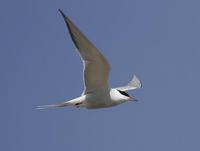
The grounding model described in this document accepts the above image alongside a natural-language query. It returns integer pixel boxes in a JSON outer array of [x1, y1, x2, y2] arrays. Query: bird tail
[[35, 102, 71, 110], [35, 96, 85, 110]]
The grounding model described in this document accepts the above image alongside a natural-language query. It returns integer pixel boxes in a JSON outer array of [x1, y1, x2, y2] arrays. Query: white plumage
[[36, 9, 142, 110]]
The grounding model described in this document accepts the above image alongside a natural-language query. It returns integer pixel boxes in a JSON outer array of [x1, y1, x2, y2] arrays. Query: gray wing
[[115, 75, 142, 91], [59, 10, 110, 94]]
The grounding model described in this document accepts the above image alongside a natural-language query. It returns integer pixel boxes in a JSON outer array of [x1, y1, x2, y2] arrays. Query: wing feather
[[116, 75, 142, 91], [59, 10, 110, 93]]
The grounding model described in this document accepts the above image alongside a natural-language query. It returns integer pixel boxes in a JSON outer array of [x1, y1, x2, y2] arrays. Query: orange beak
[[129, 96, 138, 102]]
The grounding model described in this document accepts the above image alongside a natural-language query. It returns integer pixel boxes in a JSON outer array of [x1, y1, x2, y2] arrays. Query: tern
[[37, 9, 142, 110]]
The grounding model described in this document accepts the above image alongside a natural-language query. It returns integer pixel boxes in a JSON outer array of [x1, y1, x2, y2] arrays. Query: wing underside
[[116, 75, 142, 91], [59, 9, 110, 93]]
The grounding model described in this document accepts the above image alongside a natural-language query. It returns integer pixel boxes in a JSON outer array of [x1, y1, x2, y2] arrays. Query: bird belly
[[84, 96, 122, 109], [83, 92, 114, 109]]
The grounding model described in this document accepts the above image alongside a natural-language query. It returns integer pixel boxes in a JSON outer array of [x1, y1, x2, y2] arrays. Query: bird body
[[36, 9, 142, 110], [37, 88, 131, 109]]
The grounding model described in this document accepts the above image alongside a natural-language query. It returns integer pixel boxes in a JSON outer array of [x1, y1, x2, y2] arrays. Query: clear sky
[[1, 0, 200, 150]]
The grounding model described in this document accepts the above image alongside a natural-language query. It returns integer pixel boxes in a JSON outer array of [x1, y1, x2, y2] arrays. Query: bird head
[[116, 89, 135, 101], [111, 89, 138, 102]]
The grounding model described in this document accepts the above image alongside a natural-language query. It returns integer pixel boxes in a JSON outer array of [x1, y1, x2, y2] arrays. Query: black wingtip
[[58, 9, 65, 17], [58, 9, 71, 23], [57, 9, 79, 49]]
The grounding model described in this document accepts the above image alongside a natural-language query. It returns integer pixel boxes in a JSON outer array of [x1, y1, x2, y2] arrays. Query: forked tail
[[35, 102, 71, 110], [36, 96, 85, 110]]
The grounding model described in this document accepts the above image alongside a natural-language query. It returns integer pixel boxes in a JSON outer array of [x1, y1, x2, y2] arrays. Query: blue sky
[[1, 0, 200, 150]]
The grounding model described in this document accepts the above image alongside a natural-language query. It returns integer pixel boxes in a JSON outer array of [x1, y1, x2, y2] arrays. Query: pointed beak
[[129, 96, 134, 100], [128, 96, 138, 102]]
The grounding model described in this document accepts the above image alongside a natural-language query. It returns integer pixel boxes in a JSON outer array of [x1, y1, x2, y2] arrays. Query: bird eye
[[117, 90, 130, 97]]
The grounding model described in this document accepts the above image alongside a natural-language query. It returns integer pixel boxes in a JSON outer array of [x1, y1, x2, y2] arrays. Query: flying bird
[[36, 9, 142, 110]]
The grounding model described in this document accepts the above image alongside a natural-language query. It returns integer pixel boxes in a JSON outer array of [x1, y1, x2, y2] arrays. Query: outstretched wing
[[116, 75, 142, 91], [59, 10, 110, 94]]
